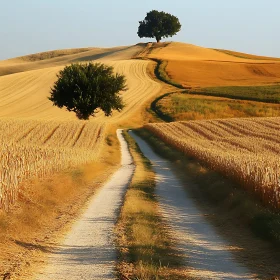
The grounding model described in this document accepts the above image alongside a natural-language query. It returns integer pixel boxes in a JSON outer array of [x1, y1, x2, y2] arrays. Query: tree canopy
[[49, 63, 126, 120], [137, 10, 181, 43]]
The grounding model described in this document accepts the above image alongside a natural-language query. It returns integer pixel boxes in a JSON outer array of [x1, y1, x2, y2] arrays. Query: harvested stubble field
[[0, 44, 161, 210], [145, 117, 280, 209], [143, 42, 280, 87], [0, 60, 160, 121]]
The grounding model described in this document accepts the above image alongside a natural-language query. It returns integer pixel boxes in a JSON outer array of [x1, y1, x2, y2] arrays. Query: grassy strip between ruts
[[116, 131, 188, 280], [135, 128, 280, 249], [187, 85, 280, 103], [152, 92, 280, 122]]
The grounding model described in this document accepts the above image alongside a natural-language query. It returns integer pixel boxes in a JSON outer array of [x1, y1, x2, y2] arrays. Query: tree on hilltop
[[137, 10, 181, 43], [49, 63, 126, 120]]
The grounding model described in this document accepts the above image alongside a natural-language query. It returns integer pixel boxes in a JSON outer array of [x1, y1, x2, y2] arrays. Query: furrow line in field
[[43, 125, 61, 144], [72, 123, 87, 147], [145, 118, 280, 209]]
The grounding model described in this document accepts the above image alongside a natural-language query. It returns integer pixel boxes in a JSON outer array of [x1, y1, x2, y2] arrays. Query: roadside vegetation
[[116, 131, 187, 280], [153, 93, 280, 121]]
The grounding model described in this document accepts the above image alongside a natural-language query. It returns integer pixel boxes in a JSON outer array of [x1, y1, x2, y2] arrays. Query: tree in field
[[49, 63, 126, 120], [137, 10, 181, 43]]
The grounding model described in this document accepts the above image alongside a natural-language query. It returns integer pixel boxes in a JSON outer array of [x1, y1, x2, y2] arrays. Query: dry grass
[[116, 132, 186, 280], [155, 93, 280, 121], [145, 117, 280, 210]]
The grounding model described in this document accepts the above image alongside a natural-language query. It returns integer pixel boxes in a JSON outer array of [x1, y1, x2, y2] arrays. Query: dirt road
[[32, 130, 134, 280], [129, 131, 255, 280]]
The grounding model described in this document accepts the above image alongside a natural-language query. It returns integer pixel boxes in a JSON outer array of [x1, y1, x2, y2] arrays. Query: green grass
[[188, 85, 280, 103], [135, 128, 280, 248], [152, 92, 280, 121]]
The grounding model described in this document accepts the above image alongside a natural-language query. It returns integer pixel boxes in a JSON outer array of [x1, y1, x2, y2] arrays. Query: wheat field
[[145, 117, 280, 209], [0, 44, 161, 210], [0, 119, 105, 210]]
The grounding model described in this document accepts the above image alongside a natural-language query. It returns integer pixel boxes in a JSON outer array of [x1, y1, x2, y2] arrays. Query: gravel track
[[130, 131, 255, 280], [33, 129, 134, 280]]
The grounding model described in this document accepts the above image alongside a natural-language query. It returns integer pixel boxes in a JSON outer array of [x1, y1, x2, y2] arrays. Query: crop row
[[145, 117, 280, 209], [0, 119, 105, 210]]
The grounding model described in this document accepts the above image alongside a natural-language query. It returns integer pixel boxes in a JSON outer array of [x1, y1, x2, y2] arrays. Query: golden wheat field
[[144, 42, 280, 87], [0, 119, 105, 210], [145, 117, 280, 209], [0, 44, 161, 210]]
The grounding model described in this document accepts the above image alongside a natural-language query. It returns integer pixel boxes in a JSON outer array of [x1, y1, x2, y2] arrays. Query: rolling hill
[[0, 44, 160, 121], [141, 42, 280, 87]]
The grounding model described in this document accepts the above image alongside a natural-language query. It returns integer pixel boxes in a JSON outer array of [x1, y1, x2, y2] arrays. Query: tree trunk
[[156, 36, 161, 43]]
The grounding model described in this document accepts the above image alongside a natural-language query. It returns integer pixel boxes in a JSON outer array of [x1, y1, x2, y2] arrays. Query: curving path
[[33, 130, 134, 280], [129, 131, 255, 280]]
